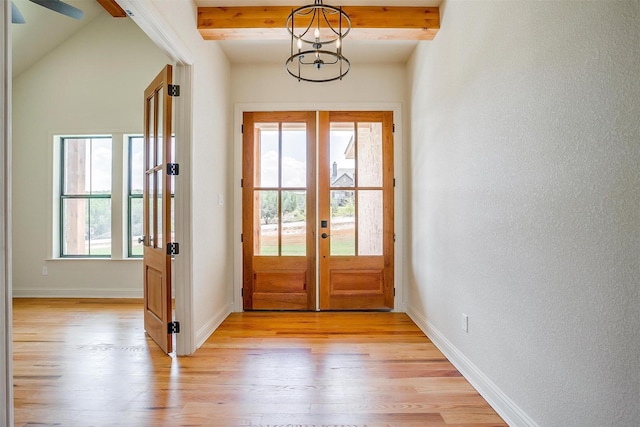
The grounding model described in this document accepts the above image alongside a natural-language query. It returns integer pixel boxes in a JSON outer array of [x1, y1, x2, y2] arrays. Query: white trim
[[115, 0, 195, 355], [406, 305, 538, 427], [12, 288, 143, 299], [195, 303, 233, 349], [233, 102, 404, 312], [173, 64, 194, 356], [0, 1, 12, 424], [115, 0, 193, 65]]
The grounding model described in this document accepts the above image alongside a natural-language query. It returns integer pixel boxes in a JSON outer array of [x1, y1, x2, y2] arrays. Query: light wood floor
[[13, 299, 506, 427]]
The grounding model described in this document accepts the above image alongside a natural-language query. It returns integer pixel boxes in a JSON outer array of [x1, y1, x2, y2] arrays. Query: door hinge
[[241, 178, 244, 188], [393, 178, 396, 187], [393, 123, 395, 133], [394, 288, 396, 297], [168, 321, 180, 334], [241, 234, 244, 243], [241, 124, 244, 133], [167, 242, 180, 255], [394, 233, 396, 243], [241, 288, 244, 296], [167, 163, 179, 176], [168, 84, 180, 97]]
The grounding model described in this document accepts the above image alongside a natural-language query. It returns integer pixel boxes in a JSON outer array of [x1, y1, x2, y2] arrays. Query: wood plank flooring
[[13, 299, 506, 427]]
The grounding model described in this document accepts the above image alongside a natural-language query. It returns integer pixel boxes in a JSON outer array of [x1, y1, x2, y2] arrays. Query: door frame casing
[[233, 103, 405, 312], [1, 1, 13, 424], [117, 0, 194, 355]]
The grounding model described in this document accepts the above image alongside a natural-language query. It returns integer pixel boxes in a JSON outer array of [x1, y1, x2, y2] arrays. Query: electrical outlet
[[462, 313, 469, 333], [42, 266, 48, 276]]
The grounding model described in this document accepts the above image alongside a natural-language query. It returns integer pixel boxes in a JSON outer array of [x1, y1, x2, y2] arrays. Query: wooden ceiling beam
[[96, 0, 128, 18], [197, 6, 440, 41]]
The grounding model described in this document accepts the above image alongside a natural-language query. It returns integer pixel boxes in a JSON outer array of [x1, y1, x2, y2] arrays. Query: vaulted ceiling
[[11, 0, 441, 77]]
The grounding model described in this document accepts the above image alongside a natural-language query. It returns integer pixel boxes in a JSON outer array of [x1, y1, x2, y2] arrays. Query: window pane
[[255, 190, 278, 256], [91, 138, 112, 193], [357, 122, 383, 188], [170, 136, 176, 196], [281, 191, 306, 256], [147, 95, 155, 168], [330, 190, 355, 256], [62, 198, 88, 256], [63, 138, 112, 195], [130, 197, 143, 256], [88, 198, 111, 256], [157, 87, 164, 167], [256, 123, 279, 188], [130, 137, 144, 195], [62, 198, 111, 256], [330, 123, 355, 188], [148, 172, 154, 248], [281, 123, 306, 188], [156, 170, 163, 249], [170, 195, 175, 245], [63, 138, 89, 195], [357, 190, 383, 256]]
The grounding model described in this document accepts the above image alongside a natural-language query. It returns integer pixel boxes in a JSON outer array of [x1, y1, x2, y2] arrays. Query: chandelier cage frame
[[285, 0, 352, 83]]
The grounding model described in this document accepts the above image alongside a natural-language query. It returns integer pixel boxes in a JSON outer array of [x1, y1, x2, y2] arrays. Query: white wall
[[143, 0, 233, 348], [407, 1, 640, 426], [12, 13, 170, 297], [232, 63, 405, 105]]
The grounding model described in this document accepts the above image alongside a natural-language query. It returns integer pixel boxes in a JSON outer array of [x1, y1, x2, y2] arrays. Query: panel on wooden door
[[242, 112, 316, 310], [318, 111, 394, 310]]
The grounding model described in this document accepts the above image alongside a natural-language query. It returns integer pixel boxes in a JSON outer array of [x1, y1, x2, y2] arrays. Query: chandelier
[[285, 0, 351, 83]]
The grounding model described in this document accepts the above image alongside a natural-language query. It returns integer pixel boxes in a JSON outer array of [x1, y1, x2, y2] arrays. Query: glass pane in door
[[156, 170, 163, 249], [147, 172, 154, 247], [357, 190, 383, 256], [357, 122, 383, 187], [147, 96, 155, 168], [282, 123, 307, 188], [329, 123, 355, 188], [156, 87, 164, 167], [256, 123, 279, 188], [330, 190, 355, 255], [281, 191, 306, 256], [255, 190, 279, 256]]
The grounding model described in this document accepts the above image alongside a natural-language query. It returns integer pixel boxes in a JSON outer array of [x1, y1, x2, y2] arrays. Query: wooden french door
[[242, 112, 317, 310], [242, 111, 394, 311], [318, 111, 394, 310], [142, 65, 174, 353]]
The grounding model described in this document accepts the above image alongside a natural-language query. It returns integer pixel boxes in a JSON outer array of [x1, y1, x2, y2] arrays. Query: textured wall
[[407, 1, 640, 425]]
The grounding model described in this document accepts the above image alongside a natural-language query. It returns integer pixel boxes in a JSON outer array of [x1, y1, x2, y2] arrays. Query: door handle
[[138, 235, 145, 244], [321, 233, 330, 239]]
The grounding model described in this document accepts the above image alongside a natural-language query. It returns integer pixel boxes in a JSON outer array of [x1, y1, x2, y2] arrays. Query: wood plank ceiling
[[197, 6, 440, 41]]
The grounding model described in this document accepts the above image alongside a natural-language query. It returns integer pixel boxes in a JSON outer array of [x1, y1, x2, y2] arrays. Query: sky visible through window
[[258, 129, 353, 188]]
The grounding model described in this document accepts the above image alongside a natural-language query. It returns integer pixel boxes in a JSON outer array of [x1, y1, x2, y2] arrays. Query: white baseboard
[[12, 288, 143, 299], [195, 302, 233, 349], [406, 305, 538, 427]]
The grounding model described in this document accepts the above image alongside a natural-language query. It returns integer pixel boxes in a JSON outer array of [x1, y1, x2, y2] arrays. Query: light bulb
[[336, 38, 341, 49], [297, 38, 302, 50], [314, 27, 320, 39]]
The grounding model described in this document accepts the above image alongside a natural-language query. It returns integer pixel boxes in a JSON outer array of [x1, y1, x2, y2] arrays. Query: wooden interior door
[[242, 112, 317, 310], [318, 111, 394, 310], [142, 65, 174, 353]]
